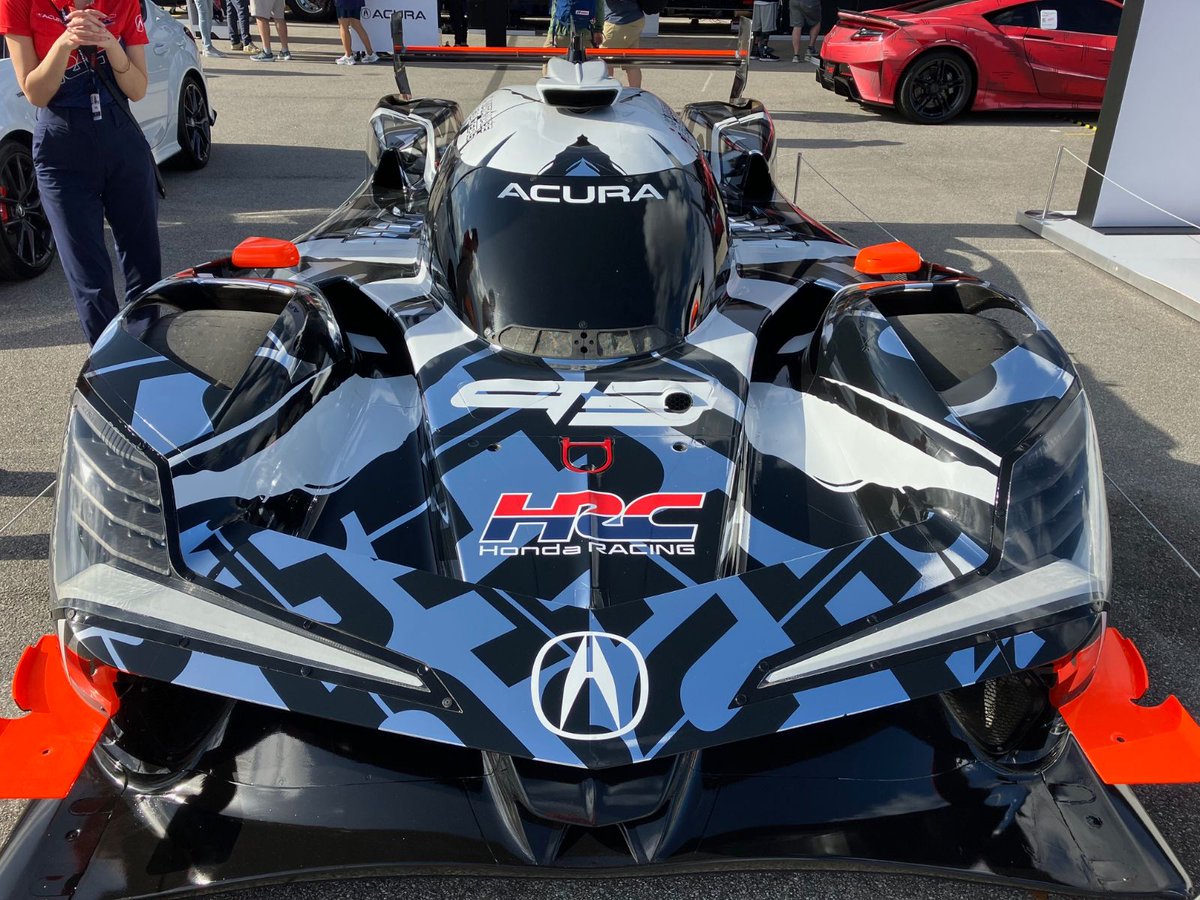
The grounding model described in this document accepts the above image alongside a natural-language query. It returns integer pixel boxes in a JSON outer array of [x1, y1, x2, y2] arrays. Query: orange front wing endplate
[[0, 635, 118, 800], [1057, 627, 1200, 784]]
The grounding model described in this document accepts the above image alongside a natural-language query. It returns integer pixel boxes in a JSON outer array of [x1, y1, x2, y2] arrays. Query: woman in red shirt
[[0, 0, 161, 344]]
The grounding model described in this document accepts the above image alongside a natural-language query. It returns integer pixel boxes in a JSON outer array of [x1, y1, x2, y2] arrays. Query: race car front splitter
[[0, 662, 1197, 899]]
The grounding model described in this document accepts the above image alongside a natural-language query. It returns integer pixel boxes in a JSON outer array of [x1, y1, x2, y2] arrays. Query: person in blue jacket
[[545, 0, 603, 49]]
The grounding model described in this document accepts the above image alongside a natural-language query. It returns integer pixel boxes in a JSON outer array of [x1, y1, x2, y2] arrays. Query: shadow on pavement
[[779, 102, 1099, 130], [162, 142, 367, 193], [204, 67, 344, 76], [770, 110, 879, 125], [777, 137, 903, 150], [873, 107, 1101, 129], [0, 471, 54, 497], [0, 318, 84, 352], [0, 533, 48, 562]]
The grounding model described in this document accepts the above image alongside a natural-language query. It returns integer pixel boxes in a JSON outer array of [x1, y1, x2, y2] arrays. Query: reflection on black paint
[[431, 163, 728, 351]]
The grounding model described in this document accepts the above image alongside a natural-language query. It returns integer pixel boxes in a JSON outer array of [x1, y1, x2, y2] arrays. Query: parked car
[[0, 0, 213, 280], [285, 0, 338, 21], [817, 0, 1122, 123]]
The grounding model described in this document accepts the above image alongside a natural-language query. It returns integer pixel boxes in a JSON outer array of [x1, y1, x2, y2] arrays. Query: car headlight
[[760, 390, 1108, 691], [938, 393, 1109, 756], [52, 392, 170, 594], [1002, 389, 1110, 604], [50, 392, 431, 698]]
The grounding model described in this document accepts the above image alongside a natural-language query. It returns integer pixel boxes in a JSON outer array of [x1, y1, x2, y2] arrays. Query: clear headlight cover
[[52, 393, 170, 593], [1002, 389, 1110, 604], [49, 394, 430, 697], [761, 391, 1109, 690]]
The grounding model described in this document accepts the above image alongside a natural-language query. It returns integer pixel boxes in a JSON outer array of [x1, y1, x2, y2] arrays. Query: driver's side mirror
[[391, 13, 411, 97]]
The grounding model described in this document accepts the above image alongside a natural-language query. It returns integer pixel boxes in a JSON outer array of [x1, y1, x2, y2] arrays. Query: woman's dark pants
[[34, 105, 161, 345]]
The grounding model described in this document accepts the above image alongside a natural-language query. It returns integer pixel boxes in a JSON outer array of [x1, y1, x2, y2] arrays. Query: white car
[[0, 0, 213, 279]]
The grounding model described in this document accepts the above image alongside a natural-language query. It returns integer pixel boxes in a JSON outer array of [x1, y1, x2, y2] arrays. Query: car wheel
[[285, 0, 334, 22], [176, 76, 212, 170], [896, 50, 975, 124], [0, 139, 56, 280]]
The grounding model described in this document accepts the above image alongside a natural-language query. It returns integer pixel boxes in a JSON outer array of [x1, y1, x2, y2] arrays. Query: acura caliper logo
[[531, 631, 649, 741]]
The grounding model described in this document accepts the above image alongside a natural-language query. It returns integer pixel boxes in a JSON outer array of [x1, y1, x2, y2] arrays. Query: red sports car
[[816, 0, 1123, 123]]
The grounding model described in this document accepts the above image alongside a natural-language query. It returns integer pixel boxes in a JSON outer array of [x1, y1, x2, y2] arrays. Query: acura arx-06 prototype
[[0, 31, 1197, 900]]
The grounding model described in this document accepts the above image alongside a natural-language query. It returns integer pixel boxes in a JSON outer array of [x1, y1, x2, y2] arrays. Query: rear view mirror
[[854, 241, 922, 276], [391, 13, 411, 96]]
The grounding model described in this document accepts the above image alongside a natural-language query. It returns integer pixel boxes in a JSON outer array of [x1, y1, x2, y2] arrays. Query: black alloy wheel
[[176, 77, 212, 170], [896, 50, 975, 124], [0, 139, 56, 280], [285, 0, 335, 22]]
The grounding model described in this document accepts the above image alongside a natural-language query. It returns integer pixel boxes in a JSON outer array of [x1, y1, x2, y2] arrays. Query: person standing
[[442, 0, 467, 46], [545, 0, 602, 49], [0, 0, 162, 345], [599, 0, 642, 88], [186, 0, 224, 57], [250, 0, 290, 60], [750, 0, 779, 60], [225, 0, 257, 53], [789, 0, 820, 63], [333, 0, 376, 65]]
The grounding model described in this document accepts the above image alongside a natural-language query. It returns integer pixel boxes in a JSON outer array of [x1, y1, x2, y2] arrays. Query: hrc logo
[[481, 491, 705, 547]]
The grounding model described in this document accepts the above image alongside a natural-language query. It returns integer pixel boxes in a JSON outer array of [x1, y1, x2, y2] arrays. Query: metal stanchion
[[1040, 146, 1067, 221]]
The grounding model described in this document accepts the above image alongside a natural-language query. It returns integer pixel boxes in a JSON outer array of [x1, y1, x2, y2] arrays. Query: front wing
[[0, 694, 1191, 898]]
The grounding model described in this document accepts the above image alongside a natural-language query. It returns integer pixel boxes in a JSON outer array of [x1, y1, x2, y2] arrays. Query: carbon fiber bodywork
[[4, 77, 1184, 898]]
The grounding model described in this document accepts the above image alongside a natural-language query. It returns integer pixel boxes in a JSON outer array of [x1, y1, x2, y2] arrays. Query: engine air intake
[[537, 59, 622, 109]]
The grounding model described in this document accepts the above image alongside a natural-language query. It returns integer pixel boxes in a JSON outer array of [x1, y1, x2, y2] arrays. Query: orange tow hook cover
[[853, 241, 921, 276], [231, 236, 301, 270], [0, 635, 119, 799], [1057, 627, 1200, 785]]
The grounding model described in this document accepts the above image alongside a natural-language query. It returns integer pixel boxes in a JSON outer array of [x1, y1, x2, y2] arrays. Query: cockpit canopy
[[428, 148, 729, 359]]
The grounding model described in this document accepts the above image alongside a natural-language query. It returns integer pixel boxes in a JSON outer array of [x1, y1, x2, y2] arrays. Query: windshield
[[429, 160, 727, 359]]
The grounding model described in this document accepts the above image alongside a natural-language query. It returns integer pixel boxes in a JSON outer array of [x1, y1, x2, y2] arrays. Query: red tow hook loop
[[1056, 627, 1200, 785], [0, 635, 119, 799]]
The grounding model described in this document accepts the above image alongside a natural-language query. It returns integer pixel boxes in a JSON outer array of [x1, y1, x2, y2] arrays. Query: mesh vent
[[942, 671, 1047, 754], [497, 325, 671, 359]]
